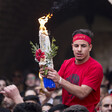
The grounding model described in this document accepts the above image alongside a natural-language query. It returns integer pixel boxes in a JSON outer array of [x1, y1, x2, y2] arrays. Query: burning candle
[[30, 14, 57, 90], [38, 14, 56, 90], [38, 14, 54, 68]]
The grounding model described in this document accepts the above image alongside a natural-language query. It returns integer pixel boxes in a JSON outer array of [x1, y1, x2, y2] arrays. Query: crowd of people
[[0, 70, 112, 112], [0, 29, 112, 112], [0, 72, 63, 112]]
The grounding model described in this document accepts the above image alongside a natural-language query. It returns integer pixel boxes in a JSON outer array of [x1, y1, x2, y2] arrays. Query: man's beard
[[76, 59, 83, 61], [76, 58, 83, 62]]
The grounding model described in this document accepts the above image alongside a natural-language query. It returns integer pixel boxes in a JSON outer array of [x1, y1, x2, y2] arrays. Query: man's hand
[[40, 67, 60, 83], [47, 67, 60, 83], [0, 85, 23, 104]]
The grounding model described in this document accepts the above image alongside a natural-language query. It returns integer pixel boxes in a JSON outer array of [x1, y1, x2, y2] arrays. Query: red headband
[[73, 34, 92, 44]]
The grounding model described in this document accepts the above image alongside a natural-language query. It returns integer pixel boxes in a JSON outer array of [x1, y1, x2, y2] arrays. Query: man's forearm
[[42, 67, 92, 99], [13, 95, 24, 104], [60, 78, 92, 99]]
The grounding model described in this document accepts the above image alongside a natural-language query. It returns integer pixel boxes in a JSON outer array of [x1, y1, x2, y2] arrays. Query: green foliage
[[30, 37, 58, 59], [30, 38, 58, 76], [30, 41, 39, 56], [43, 65, 48, 75], [46, 38, 58, 60]]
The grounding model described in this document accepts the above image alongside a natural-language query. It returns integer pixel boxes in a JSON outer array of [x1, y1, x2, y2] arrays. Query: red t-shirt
[[58, 57, 103, 112]]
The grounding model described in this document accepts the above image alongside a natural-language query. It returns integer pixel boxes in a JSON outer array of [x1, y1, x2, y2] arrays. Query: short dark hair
[[0, 108, 11, 112], [13, 102, 42, 112], [72, 29, 94, 40], [54, 96, 62, 100], [63, 105, 89, 112], [42, 103, 53, 108], [23, 95, 40, 104], [0, 76, 8, 86], [48, 104, 68, 112]]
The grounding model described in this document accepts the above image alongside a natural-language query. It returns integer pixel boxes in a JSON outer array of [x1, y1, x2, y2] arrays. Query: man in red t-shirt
[[40, 29, 103, 112]]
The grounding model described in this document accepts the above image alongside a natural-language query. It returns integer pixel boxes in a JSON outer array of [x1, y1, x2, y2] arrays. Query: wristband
[[58, 77, 62, 84]]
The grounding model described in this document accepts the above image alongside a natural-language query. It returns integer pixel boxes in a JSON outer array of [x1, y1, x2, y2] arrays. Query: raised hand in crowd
[[0, 84, 23, 104]]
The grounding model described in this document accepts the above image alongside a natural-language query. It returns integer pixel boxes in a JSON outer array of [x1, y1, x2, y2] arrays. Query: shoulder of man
[[59, 57, 75, 69], [89, 57, 103, 69], [63, 57, 75, 64]]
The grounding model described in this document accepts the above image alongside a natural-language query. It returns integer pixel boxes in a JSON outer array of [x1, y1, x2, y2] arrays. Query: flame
[[39, 72, 42, 80], [108, 0, 112, 4], [38, 13, 53, 35]]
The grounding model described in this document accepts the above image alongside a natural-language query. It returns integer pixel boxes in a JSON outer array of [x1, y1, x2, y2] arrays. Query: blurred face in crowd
[[25, 73, 36, 88], [2, 96, 15, 109], [12, 71, 23, 84], [25, 89, 36, 96], [0, 80, 6, 91], [100, 95, 112, 112], [72, 40, 92, 64], [53, 99, 61, 106]]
